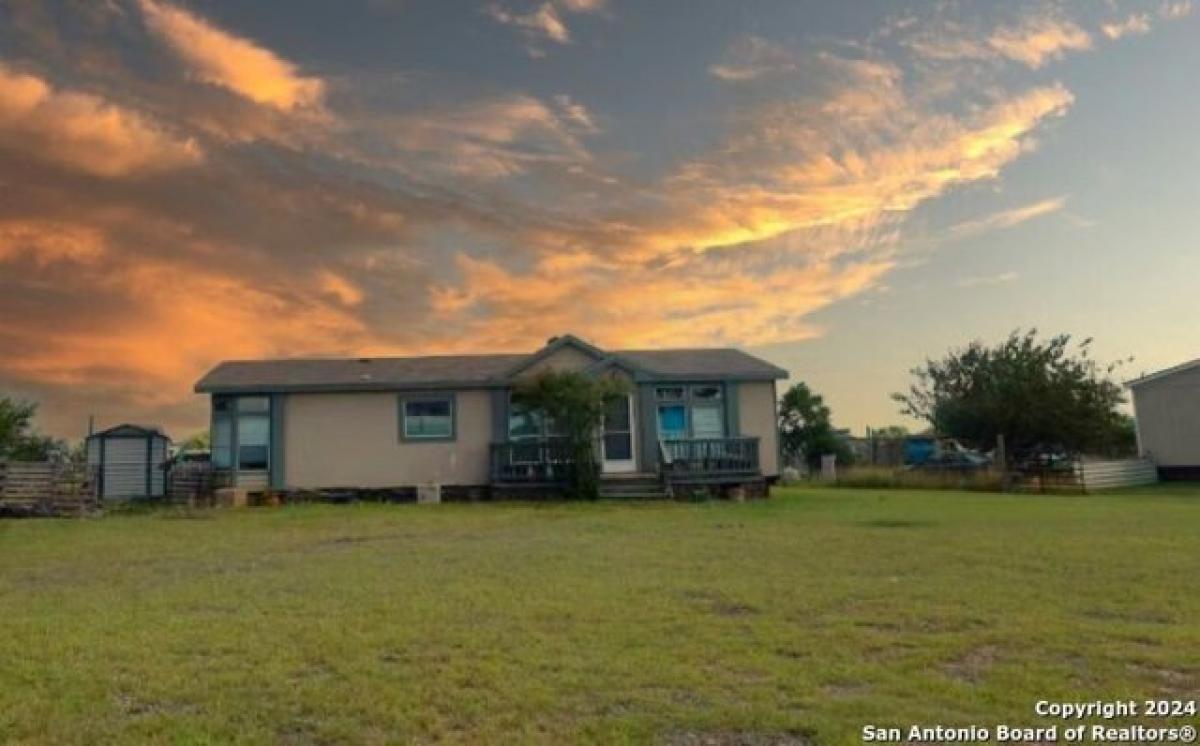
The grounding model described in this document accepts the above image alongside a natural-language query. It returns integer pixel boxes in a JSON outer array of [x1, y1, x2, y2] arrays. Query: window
[[212, 417, 233, 469], [402, 397, 454, 440], [691, 406, 725, 439], [655, 384, 726, 440], [212, 395, 271, 471], [508, 403, 543, 440], [237, 396, 269, 413], [237, 414, 270, 470], [657, 404, 688, 440]]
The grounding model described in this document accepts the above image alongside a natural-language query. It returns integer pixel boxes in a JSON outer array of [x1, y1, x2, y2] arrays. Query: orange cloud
[[1, 240, 370, 407], [0, 63, 202, 177], [138, 0, 325, 112], [987, 17, 1092, 67], [429, 251, 894, 352], [0, 220, 107, 265], [905, 14, 1092, 68], [949, 196, 1067, 237], [317, 270, 365, 307]]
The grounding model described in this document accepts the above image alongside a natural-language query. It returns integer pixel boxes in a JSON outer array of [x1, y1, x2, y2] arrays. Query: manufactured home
[[194, 334, 786, 497], [1128, 359, 1200, 480]]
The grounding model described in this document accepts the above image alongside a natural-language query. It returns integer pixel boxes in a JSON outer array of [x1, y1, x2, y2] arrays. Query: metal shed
[[85, 424, 172, 500]]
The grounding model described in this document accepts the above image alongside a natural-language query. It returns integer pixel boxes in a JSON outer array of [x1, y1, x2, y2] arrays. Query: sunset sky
[[2, 0, 1198, 441]]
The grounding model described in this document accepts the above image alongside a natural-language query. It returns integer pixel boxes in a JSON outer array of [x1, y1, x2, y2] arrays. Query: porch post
[[637, 384, 658, 472]]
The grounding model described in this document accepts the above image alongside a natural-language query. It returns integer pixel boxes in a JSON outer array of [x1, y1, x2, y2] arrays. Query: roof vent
[[357, 357, 371, 364]]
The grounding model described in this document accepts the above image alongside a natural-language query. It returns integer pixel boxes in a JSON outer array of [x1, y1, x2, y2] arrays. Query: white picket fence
[[1077, 458, 1158, 492]]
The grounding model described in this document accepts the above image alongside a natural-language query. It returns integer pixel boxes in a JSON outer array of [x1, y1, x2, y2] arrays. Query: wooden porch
[[488, 436, 761, 487]]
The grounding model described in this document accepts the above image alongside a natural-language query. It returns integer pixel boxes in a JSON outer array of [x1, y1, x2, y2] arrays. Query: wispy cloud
[[485, 0, 606, 49], [949, 196, 1068, 238], [709, 35, 799, 81], [1102, 14, 1152, 40], [905, 13, 1092, 68], [138, 0, 325, 112], [0, 62, 202, 176], [1160, 1, 1193, 20], [957, 271, 1019, 287]]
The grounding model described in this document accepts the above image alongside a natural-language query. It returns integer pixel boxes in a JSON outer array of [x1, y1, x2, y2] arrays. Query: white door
[[602, 394, 636, 473]]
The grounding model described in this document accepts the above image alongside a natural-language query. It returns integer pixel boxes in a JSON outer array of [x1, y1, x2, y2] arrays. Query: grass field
[[2, 485, 1198, 744]]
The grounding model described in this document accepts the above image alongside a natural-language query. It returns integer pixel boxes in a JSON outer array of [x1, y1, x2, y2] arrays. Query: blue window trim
[[212, 394, 272, 473], [399, 392, 457, 442]]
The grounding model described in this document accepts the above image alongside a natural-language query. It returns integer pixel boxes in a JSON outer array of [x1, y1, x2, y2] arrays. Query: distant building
[[1128, 360, 1200, 480]]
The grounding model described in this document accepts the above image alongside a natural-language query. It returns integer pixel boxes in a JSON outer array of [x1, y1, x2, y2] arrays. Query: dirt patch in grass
[[822, 681, 871, 699], [660, 730, 814, 745], [859, 519, 937, 529], [942, 645, 1000, 684], [682, 590, 759, 617], [1126, 663, 1196, 696], [1081, 607, 1174, 625]]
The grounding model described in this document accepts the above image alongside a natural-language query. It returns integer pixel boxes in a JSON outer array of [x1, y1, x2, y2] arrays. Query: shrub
[[832, 466, 1006, 492]]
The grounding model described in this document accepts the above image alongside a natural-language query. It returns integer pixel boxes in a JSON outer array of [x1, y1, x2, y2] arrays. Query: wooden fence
[[0, 461, 98, 517], [167, 462, 219, 504]]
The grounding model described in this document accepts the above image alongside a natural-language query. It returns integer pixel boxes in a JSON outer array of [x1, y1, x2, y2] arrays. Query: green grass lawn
[[2, 485, 1198, 744]]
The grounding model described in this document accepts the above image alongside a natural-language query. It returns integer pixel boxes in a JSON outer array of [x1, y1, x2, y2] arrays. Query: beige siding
[[283, 390, 493, 489], [1133, 367, 1200, 466], [737, 381, 780, 477]]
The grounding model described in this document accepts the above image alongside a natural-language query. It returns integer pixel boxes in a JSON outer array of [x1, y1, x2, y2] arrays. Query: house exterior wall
[[283, 390, 494, 489], [737, 380, 780, 477], [1132, 367, 1200, 467]]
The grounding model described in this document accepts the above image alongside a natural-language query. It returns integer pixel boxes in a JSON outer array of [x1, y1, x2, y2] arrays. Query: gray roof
[[88, 423, 169, 440], [195, 337, 787, 394], [616, 348, 788, 379], [1126, 358, 1200, 389]]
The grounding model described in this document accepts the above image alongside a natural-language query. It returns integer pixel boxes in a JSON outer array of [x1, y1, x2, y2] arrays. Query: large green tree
[[0, 395, 64, 461], [778, 382, 852, 470], [511, 370, 630, 500], [892, 330, 1133, 460]]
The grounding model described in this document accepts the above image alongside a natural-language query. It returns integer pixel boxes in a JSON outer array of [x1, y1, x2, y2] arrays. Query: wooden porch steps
[[599, 473, 668, 500]]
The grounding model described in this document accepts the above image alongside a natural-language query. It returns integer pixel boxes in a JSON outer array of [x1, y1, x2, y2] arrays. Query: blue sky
[[0, 0, 1196, 438]]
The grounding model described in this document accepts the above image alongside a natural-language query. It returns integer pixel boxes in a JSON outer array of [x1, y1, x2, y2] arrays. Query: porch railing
[[659, 437, 760, 482], [490, 436, 762, 484], [490, 438, 579, 483]]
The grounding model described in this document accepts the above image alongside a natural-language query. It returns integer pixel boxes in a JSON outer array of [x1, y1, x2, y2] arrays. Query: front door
[[602, 394, 636, 473]]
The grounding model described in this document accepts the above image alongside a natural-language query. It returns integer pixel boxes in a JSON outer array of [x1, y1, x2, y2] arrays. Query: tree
[[892, 330, 1132, 461], [778, 382, 852, 470], [869, 425, 910, 439], [178, 431, 211, 452], [0, 395, 65, 461], [511, 370, 630, 500]]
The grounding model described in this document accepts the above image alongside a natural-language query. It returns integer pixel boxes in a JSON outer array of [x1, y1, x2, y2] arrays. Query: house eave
[[194, 380, 512, 395], [1125, 358, 1200, 389]]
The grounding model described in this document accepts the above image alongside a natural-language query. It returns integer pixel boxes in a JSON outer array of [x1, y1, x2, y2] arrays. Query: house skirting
[[1157, 466, 1200, 481]]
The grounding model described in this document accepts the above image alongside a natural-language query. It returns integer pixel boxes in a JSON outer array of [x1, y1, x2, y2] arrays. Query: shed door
[[102, 438, 149, 499]]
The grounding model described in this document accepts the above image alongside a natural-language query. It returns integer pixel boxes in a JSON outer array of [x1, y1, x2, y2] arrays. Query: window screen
[[404, 398, 454, 439]]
